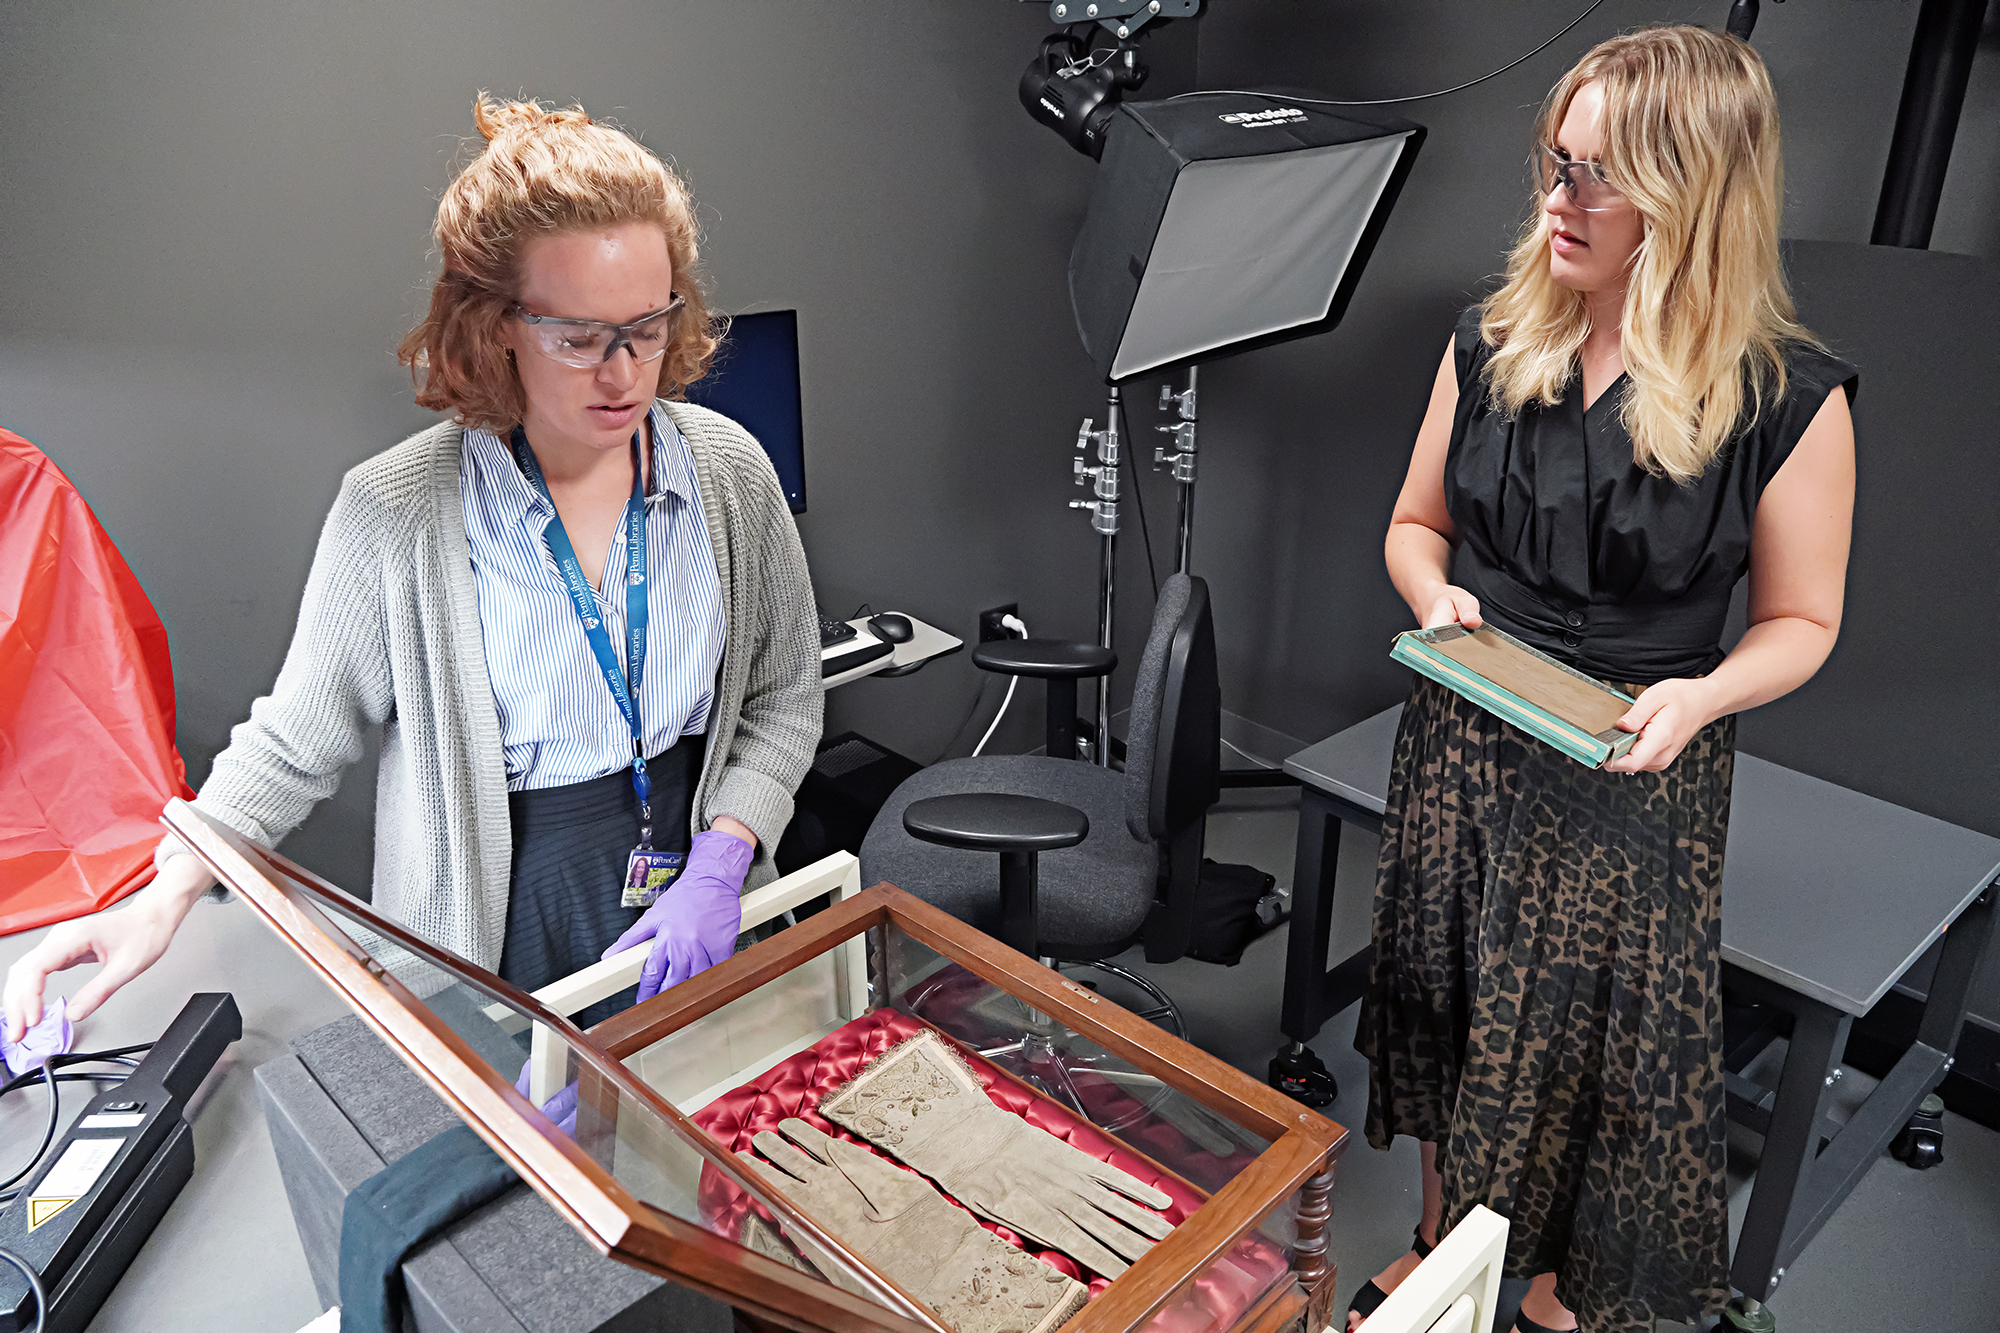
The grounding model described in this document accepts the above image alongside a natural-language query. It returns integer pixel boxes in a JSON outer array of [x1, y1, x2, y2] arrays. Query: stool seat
[[970, 639, 1117, 679], [902, 793, 1088, 854]]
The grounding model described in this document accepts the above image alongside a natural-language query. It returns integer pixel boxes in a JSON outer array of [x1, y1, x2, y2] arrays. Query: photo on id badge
[[623, 849, 685, 909]]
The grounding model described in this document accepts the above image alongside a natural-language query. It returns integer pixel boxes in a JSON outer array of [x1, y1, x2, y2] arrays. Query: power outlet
[[978, 603, 1020, 642]]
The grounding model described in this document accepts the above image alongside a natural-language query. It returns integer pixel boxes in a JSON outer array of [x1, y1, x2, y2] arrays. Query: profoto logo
[[1218, 107, 1307, 128]]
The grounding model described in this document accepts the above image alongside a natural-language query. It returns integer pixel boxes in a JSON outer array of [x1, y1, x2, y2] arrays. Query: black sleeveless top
[[1444, 309, 1857, 682]]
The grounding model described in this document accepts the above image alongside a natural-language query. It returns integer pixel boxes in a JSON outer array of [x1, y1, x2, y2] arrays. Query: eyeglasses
[[513, 295, 685, 368], [1536, 145, 1625, 213]]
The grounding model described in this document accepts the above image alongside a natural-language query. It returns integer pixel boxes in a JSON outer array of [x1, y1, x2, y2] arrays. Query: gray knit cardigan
[[165, 400, 823, 978]]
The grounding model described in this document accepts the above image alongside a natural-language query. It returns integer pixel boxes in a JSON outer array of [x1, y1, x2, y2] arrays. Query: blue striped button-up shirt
[[460, 406, 726, 792]]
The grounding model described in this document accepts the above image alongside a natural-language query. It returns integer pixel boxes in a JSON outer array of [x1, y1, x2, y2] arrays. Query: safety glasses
[[1536, 145, 1625, 213], [514, 295, 685, 368]]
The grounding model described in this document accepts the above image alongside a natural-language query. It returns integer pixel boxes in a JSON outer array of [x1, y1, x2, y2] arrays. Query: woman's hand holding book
[[1422, 585, 1483, 631], [1605, 677, 1723, 774]]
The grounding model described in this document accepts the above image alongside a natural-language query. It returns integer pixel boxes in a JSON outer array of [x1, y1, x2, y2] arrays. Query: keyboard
[[821, 635, 892, 678], [819, 611, 858, 649]]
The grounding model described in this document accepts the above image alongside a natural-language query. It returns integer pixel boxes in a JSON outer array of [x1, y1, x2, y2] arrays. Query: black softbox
[[1070, 93, 1424, 383]]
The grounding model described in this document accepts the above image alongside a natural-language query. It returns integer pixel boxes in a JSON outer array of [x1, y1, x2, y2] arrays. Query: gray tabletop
[[1286, 705, 2000, 1016], [0, 897, 345, 1332]]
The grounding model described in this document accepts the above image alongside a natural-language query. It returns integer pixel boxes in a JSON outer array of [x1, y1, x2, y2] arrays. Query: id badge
[[622, 849, 686, 909]]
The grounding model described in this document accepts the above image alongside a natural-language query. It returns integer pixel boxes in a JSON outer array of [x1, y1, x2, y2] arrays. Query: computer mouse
[[867, 612, 915, 644]]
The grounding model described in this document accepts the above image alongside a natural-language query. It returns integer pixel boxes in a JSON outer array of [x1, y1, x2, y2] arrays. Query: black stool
[[902, 793, 1090, 960]]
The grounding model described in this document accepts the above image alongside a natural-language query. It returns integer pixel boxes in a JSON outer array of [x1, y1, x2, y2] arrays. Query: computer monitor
[[684, 309, 807, 514]]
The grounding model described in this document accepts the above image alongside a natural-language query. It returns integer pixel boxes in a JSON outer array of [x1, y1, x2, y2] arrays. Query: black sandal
[[1513, 1312, 1573, 1333], [1345, 1225, 1436, 1327]]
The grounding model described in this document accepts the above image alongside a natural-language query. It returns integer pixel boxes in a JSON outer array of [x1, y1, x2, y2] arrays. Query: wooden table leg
[[1294, 1155, 1337, 1333]]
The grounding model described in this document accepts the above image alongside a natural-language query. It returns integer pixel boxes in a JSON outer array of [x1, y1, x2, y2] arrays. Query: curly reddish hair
[[398, 96, 719, 430]]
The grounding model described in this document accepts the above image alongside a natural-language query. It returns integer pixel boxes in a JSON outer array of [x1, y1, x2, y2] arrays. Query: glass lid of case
[[161, 799, 941, 1332]]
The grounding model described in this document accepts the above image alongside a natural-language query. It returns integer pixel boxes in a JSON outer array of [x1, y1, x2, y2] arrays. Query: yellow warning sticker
[[26, 1136, 123, 1231], [28, 1197, 75, 1230]]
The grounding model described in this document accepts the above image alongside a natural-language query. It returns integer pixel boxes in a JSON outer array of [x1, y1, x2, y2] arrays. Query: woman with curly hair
[[1350, 27, 1855, 1333], [6, 97, 821, 1030]]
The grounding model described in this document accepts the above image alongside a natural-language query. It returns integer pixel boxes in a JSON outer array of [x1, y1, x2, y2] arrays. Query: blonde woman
[[5, 98, 821, 1036], [1351, 28, 1855, 1333]]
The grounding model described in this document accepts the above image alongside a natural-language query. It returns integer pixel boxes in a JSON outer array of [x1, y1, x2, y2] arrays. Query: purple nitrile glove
[[602, 829, 751, 1003], [2, 996, 71, 1078], [514, 1059, 579, 1137]]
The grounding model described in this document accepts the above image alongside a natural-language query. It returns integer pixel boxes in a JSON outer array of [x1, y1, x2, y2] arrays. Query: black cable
[[0, 1045, 151, 1099], [1168, 0, 1609, 108], [1117, 394, 1160, 602], [0, 1073, 125, 1098], [0, 1247, 45, 1333], [68, 1043, 154, 1061], [938, 673, 997, 763], [0, 1065, 57, 1195]]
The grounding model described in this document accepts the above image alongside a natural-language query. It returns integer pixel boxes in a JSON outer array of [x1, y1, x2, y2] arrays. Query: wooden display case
[[164, 799, 1347, 1333]]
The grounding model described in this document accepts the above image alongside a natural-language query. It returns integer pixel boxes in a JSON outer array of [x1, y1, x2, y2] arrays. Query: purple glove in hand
[[2, 996, 70, 1077], [514, 1059, 578, 1137], [603, 829, 751, 1002]]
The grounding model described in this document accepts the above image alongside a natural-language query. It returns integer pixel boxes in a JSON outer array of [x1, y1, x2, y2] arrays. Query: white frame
[[512, 852, 866, 1105], [1358, 1205, 1508, 1333]]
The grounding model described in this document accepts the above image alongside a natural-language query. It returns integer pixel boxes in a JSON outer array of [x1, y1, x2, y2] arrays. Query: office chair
[[860, 574, 1220, 1064]]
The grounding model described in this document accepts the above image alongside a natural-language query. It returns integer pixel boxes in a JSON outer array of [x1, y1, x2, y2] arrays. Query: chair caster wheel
[[1890, 1093, 1946, 1170], [1721, 1297, 1777, 1333], [1269, 1045, 1337, 1108]]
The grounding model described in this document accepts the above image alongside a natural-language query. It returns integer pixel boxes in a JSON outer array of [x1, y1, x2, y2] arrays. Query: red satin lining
[[693, 1005, 1290, 1328]]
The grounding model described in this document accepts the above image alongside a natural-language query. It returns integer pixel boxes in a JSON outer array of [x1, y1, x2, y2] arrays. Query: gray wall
[[0, 0, 1195, 890]]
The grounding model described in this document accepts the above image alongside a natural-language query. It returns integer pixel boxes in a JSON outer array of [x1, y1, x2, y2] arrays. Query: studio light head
[[1017, 0, 1198, 159], [1019, 33, 1147, 159]]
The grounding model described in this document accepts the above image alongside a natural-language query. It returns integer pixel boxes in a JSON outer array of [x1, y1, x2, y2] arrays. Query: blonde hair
[[398, 96, 719, 430], [1479, 26, 1817, 482]]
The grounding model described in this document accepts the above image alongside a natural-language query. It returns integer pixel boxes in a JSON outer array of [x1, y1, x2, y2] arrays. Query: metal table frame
[[1715, 889, 1992, 1307], [1278, 705, 2000, 1321], [1280, 784, 1378, 1048]]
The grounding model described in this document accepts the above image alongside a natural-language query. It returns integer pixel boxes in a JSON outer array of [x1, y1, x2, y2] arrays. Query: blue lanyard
[[509, 426, 656, 847]]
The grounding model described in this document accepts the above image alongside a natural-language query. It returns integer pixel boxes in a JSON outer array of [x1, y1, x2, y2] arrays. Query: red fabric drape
[[0, 428, 192, 934]]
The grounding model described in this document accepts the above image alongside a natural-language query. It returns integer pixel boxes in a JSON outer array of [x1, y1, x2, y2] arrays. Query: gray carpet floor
[[1102, 787, 2000, 1333]]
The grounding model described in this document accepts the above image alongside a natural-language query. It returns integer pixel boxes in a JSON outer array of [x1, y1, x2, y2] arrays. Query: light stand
[[1058, 370, 1194, 769], [1153, 367, 1198, 573], [1068, 385, 1123, 765]]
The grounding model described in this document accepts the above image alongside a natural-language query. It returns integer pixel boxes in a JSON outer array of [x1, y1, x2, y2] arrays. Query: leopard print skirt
[[1355, 676, 1733, 1332]]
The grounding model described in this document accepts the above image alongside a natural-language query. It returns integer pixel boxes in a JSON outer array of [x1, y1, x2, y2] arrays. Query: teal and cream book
[[1389, 622, 1641, 768]]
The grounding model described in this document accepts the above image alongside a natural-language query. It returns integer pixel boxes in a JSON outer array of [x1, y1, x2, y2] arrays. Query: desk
[[1278, 704, 2000, 1321], [820, 613, 961, 690], [0, 899, 345, 1331]]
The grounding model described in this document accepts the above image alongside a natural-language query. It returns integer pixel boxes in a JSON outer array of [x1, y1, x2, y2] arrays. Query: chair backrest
[[1121, 574, 1219, 963], [1123, 574, 1220, 844]]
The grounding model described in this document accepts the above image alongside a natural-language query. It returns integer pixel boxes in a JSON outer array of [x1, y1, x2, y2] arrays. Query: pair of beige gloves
[[736, 1032, 1177, 1333]]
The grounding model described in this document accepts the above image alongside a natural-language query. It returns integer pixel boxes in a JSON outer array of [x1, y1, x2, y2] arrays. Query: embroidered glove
[[819, 1031, 1175, 1277], [737, 1117, 1087, 1333], [604, 829, 751, 1002]]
